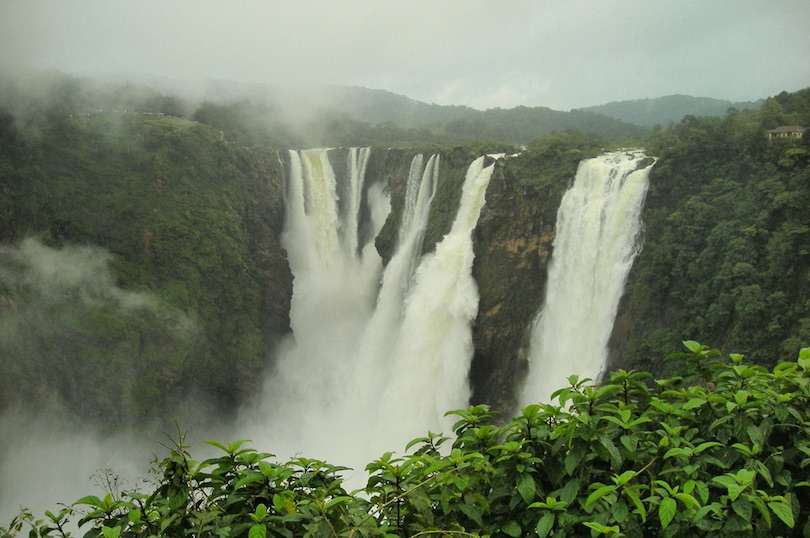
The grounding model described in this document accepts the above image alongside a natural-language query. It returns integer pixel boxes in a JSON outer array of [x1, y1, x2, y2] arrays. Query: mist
[[0, 239, 206, 523]]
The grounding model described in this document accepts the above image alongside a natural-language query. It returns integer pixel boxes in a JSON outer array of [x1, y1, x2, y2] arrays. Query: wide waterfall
[[521, 150, 654, 405], [242, 149, 492, 474]]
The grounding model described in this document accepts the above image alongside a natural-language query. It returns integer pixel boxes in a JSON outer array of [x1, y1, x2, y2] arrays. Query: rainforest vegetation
[[0, 72, 809, 535], [611, 89, 810, 375]]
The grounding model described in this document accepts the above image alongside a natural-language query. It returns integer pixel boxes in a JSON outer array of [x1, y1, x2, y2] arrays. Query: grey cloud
[[0, 1, 808, 110]]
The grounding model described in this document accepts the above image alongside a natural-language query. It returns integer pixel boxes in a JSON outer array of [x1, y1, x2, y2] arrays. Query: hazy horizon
[[2, 1, 808, 111]]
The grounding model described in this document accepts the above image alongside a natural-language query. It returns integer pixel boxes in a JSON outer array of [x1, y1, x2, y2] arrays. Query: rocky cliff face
[[469, 158, 559, 415]]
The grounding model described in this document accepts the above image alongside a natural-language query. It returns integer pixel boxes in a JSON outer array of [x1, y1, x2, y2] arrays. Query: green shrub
[[4, 342, 809, 537]]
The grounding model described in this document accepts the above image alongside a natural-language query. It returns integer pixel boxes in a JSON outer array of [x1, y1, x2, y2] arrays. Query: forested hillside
[[577, 94, 761, 127], [0, 89, 293, 427], [610, 89, 810, 374], [210, 82, 647, 145]]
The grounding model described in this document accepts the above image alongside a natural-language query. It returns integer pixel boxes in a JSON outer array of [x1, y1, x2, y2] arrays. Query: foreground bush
[[4, 342, 809, 537]]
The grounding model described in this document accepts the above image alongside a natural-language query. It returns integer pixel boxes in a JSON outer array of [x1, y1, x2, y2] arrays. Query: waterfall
[[376, 154, 440, 321], [521, 150, 654, 406], [350, 154, 440, 403], [374, 156, 495, 449], [243, 150, 494, 473], [245, 148, 387, 468], [342, 147, 371, 257]]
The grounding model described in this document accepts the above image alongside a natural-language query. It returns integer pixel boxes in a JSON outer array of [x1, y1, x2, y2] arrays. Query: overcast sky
[[1, 0, 808, 111]]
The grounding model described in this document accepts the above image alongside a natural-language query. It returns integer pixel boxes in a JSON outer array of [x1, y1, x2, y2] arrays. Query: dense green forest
[[0, 78, 293, 426], [611, 89, 810, 375]]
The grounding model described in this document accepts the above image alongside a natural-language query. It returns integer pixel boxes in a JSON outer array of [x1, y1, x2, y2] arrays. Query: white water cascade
[[350, 154, 440, 404], [374, 156, 495, 450], [242, 148, 388, 468], [521, 150, 654, 405], [242, 149, 496, 474]]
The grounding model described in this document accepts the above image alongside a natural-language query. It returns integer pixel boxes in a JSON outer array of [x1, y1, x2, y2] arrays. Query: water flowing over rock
[[241, 150, 494, 473], [521, 150, 654, 405], [373, 156, 494, 451]]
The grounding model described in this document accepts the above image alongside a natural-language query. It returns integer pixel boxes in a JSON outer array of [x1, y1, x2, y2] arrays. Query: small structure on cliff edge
[[766, 125, 806, 140]]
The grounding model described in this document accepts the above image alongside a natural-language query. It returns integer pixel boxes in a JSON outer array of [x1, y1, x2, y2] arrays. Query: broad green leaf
[[559, 479, 580, 504], [683, 340, 703, 353], [584, 485, 616, 510], [674, 492, 700, 510], [731, 441, 753, 455], [73, 496, 104, 508], [619, 434, 638, 453], [596, 434, 622, 469], [204, 440, 229, 453], [535, 513, 555, 538], [767, 500, 795, 528], [252, 503, 267, 523], [249, 523, 267, 538], [751, 459, 774, 487], [613, 470, 637, 487], [695, 482, 709, 504], [127, 509, 142, 524], [459, 502, 484, 527], [732, 498, 752, 521], [624, 489, 647, 523], [583, 521, 621, 534], [101, 526, 121, 538], [628, 416, 653, 428], [746, 424, 765, 447], [750, 495, 771, 528], [234, 470, 265, 490], [797, 347, 810, 370], [565, 444, 586, 476], [682, 398, 706, 410], [664, 447, 692, 459], [502, 520, 521, 537], [712, 474, 746, 501], [659, 497, 677, 529], [611, 499, 630, 523], [517, 473, 536, 504], [324, 496, 353, 510], [258, 460, 275, 477], [694, 441, 723, 454], [735, 469, 756, 486]]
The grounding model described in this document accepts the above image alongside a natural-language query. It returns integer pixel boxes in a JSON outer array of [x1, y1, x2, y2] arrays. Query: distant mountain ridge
[[576, 94, 763, 127], [250, 83, 647, 144], [0, 70, 770, 146]]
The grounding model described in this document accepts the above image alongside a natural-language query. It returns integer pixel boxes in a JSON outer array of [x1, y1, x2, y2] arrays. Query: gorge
[[1, 84, 809, 525]]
